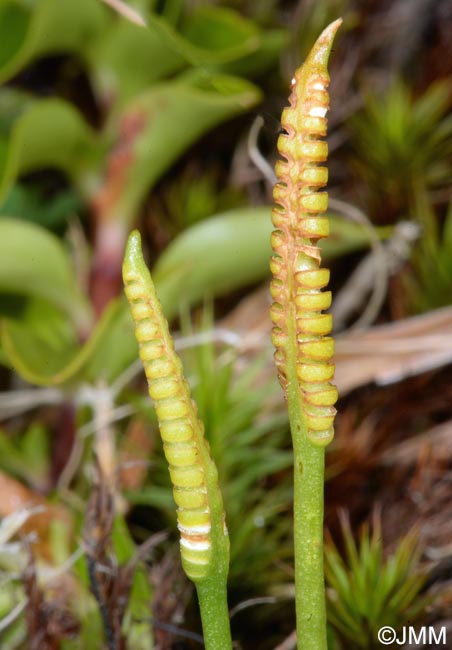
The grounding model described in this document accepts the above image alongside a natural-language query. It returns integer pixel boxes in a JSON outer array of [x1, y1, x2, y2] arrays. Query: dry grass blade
[[83, 460, 165, 650], [335, 306, 452, 392], [118, 417, 153, 491], [23, 548, 79, 650], [151, 549, 194, 650], [380, 419, 452, 467]]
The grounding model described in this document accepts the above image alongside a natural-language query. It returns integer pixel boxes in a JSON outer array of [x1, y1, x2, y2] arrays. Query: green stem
[[196, 577, 232, 650], [287, 316, 327, 650]]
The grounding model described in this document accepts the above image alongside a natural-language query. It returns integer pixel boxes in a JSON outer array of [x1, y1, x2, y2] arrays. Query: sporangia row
[[270, 20, 341, 446], [123, 231, 228, 580]]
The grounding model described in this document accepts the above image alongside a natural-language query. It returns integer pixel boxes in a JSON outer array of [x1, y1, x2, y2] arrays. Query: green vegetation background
[[0, 1, 451, 648]]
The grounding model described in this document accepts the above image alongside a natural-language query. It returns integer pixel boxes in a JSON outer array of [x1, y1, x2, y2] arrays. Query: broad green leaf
[[219, 28, 289, 77], [88, 4, 282, 102], [0, 98, 99, 202], [156, 0, 184, 26], [0, 0, 279, 100], [0, 423, 49, 485], [0, 0, 262, 103], [87, 16, 186, 103], [103, 73, 261, 225], [1, 298, 122, 386], [125, 568, 154, 650], [0, 217, 90, 327], [0, 0, 107, 84], [152, 207, 391, 320], [0, 206, 390, 387], [112, 516, 154, 649], [179, 5, 260, 63], [82, 301, 138, 384], [1, 297, 81, 384], [0, 183, 82, 230]]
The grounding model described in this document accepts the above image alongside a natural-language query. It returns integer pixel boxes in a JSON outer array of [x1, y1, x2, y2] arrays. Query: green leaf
[[0, 203, 390, 388], [0, 422, 49, 485], [112, 516, 154, 649], [87, 4, 287, 102], [0, 183, 82, 231], [218, 28, 289, 77], [0, 97, 99, 202], [179, 5, 260, 63], [1, 297, 80, 383], [105, 72, 261, 224], [1, 298, 122, 386], [0, 217, 90, 327], [124, 566, 154, 650], [82, 300, 138, 384], [0, 0, 107, 84], [87, 15, 186, 103]]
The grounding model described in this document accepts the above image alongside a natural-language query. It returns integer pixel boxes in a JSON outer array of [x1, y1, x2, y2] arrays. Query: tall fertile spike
[[270, 19, 341, 446]]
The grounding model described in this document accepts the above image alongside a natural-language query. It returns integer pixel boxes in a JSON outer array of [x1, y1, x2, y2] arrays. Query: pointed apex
[[123, 229, 149, 281], [125, 229, 141, 260], [305, 18, 342, 70]]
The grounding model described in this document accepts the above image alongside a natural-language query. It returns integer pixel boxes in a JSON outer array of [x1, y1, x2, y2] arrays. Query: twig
[[247, 115, 277, 187], [150, 618, 205, 645], [229, 596, 277, 619], [0, 387, 63, 419], [332, 214, 419, 329], [273, 630, 297, 650], [101, 0, 146, 26], [328, 197, 388, 330], [87, 554, 118, 650], [0, 599, 27, 633]]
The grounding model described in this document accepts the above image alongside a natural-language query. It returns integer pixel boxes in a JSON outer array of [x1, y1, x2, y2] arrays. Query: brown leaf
[[0, 470, 72, 561], [118, 417, 154, 491], [23, 551, 79, 650]]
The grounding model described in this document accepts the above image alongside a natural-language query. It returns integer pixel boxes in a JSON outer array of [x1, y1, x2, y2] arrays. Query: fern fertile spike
[[270, 19, 341, 446], [123, 231, 228, 580]]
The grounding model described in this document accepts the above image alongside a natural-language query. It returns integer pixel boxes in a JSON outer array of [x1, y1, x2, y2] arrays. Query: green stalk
[[287, 316, 327, 649], [196, 578, 232, 650]]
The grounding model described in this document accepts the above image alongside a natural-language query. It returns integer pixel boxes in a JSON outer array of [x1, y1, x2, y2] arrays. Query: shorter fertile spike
[[123, 231, 228, 579]]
